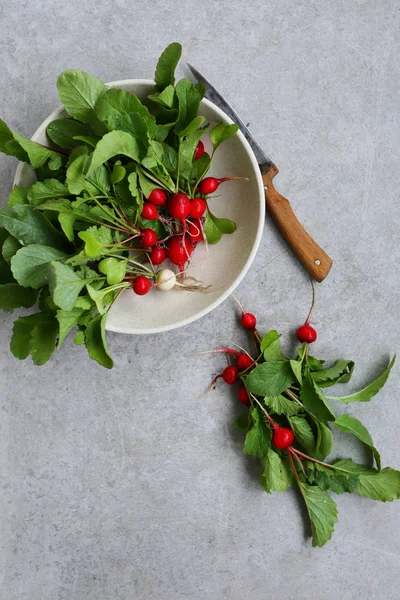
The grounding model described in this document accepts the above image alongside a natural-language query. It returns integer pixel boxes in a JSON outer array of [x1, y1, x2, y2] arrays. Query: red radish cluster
[[205, 296, 331, 456], [142, 188, 206, 277], [209, 347, 256, 398], [130, 188, 205, 294], [209, 303, 259, 393], [210, 339, 296, 445], [206, 303, 296, 445], [129, 155, 247, 294]]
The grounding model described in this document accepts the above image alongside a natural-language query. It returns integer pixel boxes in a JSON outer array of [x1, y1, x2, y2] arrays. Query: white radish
[[155, 269, 176, 291]]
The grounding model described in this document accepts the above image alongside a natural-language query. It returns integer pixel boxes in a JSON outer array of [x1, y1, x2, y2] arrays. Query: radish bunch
[[0, 42, 248, 369], [203, 293, 398, 548], [129, 166, 245, 296]]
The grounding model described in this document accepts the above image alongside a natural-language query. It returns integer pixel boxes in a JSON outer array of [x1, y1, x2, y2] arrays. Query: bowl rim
[[14, 78, 265, 335]]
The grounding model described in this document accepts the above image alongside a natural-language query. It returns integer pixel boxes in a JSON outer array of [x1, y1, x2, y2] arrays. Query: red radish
[[211, 364, 239, 390], [148, 189, 167, 206], [296, 283, 317, 343], [198, 176, 247, 195], [198, 177, 223, 195], [167, 193, 192, 246], [190, 198, 207, 218], [149, 246, 166, 265], [141, 229, 158, 247], [272, 427, 294, 449], [133, 275, 152, 296], [167, 236, 194, 267], [188, 219, 203, 243], [238, 386, 250, 406], [222, 366, 239, 384], [241, 312, 256, 330], [237, 353, 254, 371], [141, 203, 159, 220], [167, 193, 191, 220], [194, 140, 204, 160], [296, 324, 317, 343]]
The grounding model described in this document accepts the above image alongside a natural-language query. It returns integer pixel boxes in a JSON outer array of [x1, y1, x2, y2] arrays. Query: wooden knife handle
[[262, 164, 332, 282]]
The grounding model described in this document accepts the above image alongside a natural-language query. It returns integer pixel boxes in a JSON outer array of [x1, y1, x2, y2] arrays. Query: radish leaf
[[89, 131, 141, 173], [11, 245, 68, 289], [333, 460, 400, 502], [48, 261, 92, 311], [203, 207, 236, 244], [209, 123, 239, 150], [96, 88, 158, 141], [78, 226, 113, 258], [8, 185, 30, 206], [261, 448, 293, 493], [174, 78, 202, 134], [260, 329, 280, 353], [57, 70, 107, 123], [27, 179, 69, 207], [154, 42, 182, 90], [0, 283, 38, 312], [243, 406, 271, 458], [300, 483, 338, 547], [301, 369, 336, 421], [47, 118, 94, 150], [0, 205, 66, 248], [288, 416, 315, 454], [246, 361, 294, 397], [10, 312, 58, 365], [264, 395, 301, 417], [2, 235, 21, 264], [84, 313, 113, 369], [56, 308, 86, 348], [312, 359, 355, 388], [314, 420, 333, 460], [327, 357, 395, 404], [334, 414, 381, 470], [148, 85, 176, 109]]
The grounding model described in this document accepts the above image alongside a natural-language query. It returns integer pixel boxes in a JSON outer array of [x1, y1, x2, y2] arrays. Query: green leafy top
[[0, 42, 242, 369], [217, 324, 397, 548], [154, 42, 182, 89]]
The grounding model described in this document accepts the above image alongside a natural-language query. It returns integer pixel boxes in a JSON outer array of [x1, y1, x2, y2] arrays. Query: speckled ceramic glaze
[[14, 80, 265, 334]]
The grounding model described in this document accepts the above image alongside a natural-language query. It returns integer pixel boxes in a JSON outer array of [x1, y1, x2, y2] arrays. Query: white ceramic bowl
[[14, 79, 265, 334]]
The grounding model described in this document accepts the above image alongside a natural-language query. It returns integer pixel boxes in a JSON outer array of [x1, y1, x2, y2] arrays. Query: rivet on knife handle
[[262, 164, 333, 282]]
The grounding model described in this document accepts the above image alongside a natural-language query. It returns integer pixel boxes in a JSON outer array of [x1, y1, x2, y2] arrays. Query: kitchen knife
[[187, 64, 333, 282]]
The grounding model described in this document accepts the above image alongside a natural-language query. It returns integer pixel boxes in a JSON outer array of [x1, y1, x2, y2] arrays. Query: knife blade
[[187, 63, 273, 174], [187, 63, 333, 282]]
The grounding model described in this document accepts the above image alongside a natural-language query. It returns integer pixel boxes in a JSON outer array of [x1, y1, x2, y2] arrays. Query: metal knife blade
[[187, 63, 274, 174]]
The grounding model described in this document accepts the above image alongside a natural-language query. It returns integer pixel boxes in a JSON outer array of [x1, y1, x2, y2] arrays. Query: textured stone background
[[1, 1, 400, 598]]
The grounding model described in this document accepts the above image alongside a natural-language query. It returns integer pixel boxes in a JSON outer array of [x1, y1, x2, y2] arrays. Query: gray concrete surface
[[1, 0, 400, 598]]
